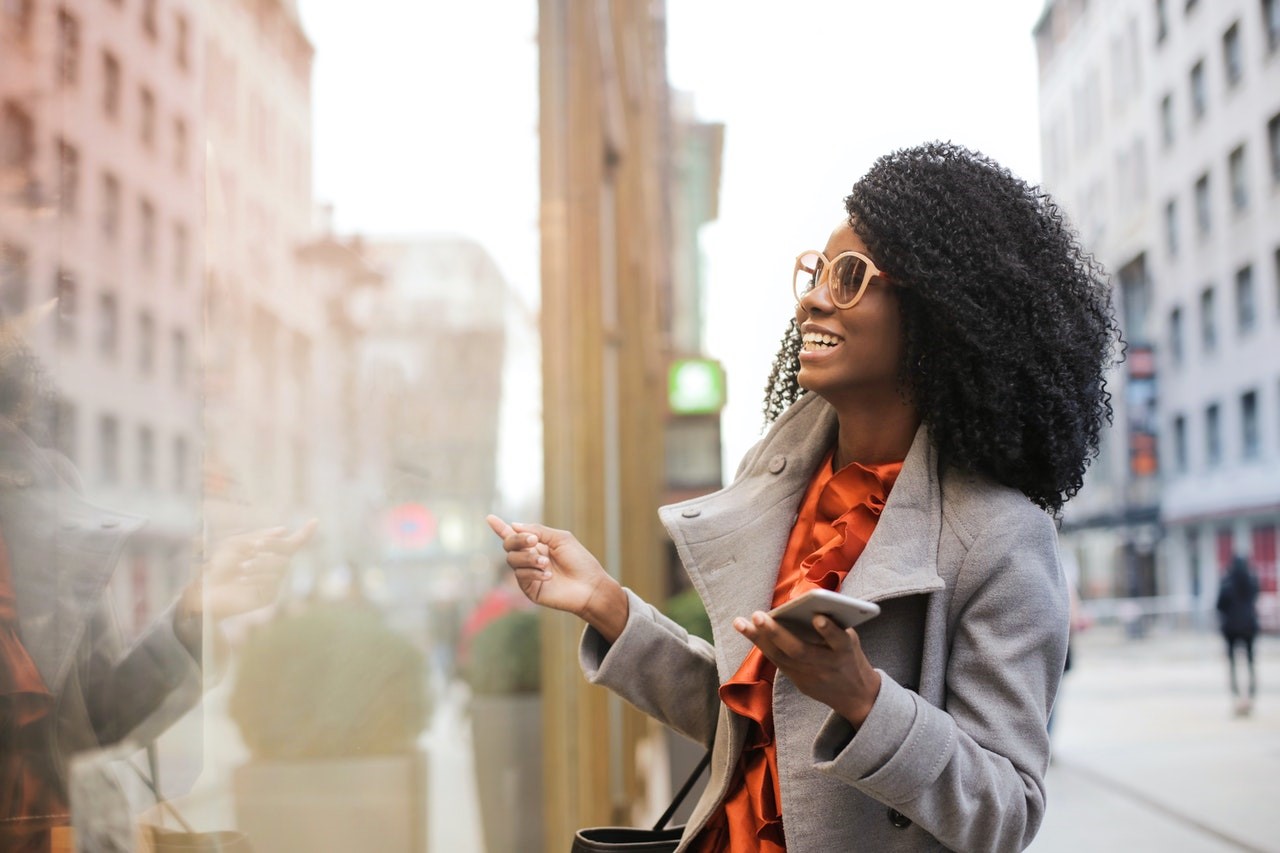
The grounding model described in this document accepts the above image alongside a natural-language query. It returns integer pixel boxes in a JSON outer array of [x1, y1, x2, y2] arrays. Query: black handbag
[[570, 750, 711, 852]]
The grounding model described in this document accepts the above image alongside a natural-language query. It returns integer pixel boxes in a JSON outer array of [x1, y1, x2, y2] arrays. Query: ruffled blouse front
[[1, 525, 68, 844], [692, 451, 901, 852]]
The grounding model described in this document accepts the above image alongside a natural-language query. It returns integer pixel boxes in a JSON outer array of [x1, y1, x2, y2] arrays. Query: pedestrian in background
[[1216, 554, 1260, 717], [489, 141, 1120, 851]]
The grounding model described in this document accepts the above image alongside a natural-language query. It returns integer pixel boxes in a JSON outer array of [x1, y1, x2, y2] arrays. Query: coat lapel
[[659, 394, 945, 681], [840, 423, 946, 603], [0, 422, 143, 691]]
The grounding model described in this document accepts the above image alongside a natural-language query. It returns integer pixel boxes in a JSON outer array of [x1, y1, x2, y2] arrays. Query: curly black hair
[[763, 141, 1121, 513]]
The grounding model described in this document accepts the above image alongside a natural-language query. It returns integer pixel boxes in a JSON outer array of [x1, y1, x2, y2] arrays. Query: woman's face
[[793, 220, 906, 408]]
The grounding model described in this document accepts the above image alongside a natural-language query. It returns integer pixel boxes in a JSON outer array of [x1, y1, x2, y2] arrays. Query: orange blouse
[[1, 525, 69, 850], [692, 451, 901, 852]]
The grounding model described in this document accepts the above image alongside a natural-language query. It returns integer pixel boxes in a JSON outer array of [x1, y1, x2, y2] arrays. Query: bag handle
[[651, 750, 712, 832]]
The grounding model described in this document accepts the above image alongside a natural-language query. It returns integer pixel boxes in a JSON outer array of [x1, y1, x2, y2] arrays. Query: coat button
[[767, 455, 786, 474], [887, 808, 912, 829], [681, 508, 701, 518]]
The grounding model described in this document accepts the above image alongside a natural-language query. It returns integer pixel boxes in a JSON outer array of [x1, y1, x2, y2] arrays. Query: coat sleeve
[[579, 587, 721, 746], [810, 508, 1068, 853], [80, 597, 203, 748]]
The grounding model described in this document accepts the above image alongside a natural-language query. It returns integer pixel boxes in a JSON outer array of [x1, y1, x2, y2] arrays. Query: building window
[[1, 100, 35, 179], [1228, 144, 1248, 212], [1268, 112, 1280, 184], [1189, 60, 1207, 120], [97, 291, 118, 358], [1156, 0, 1169, 44], [1165, 198, 1179, 255], [142, 0, 158, 40], [172, 329, 187, 387], [172, 435, 188, 493], [1200, 285, 1216, 352], [138, 426, 154, 487], [0, 244, 29, 315], [1253, 525, 1278, 594], [56, 138, 78, 217], [100, 171, 120, 241], [3, 0, 34, 42], [1194, 172, 1211, 235], [56, 7, 79, 86], [173, 222, 189, 286], [1241, 390, 1259, 460], [54, 269, 76, 343], [1206, 402, 1221, 467], [1169, 305, 1184, 364], [1266, 0, 1280, 53], [173, 117, 187, 172], [1235, 265, 1255, 333], [98, 414, 119, 485], [1160, 93, 1175, 148], [175, 12, 190, 70], [139, 86, 155, 148], [1222, 22, 1243, 87], [139, 197, 156, 266], [138, 310, 155, 375], [1173, 414, 1188, 473], [102, 50, 121, 119]]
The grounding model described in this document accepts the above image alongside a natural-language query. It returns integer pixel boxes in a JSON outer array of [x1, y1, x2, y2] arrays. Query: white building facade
[[1036, 0, 1280, 627]]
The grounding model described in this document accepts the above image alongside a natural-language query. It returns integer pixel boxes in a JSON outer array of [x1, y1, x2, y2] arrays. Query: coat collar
[[659, 393, 944, 676]]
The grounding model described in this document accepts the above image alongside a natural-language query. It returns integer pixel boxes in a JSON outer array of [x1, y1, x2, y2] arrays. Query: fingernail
[[541, 570, 553, 579], [536, 556, 548, 567], [814, 616, 828, 628], [733, 618, 747, 631], [752, 612, 765, 626]]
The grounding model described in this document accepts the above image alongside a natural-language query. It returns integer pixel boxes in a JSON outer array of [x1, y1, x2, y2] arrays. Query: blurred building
[[202, 0, 386, 589], [1, 0, 204, 634], [1035, 0, 1280, 626], [356, 236, 510, 644], [664, 91, 725, 593]]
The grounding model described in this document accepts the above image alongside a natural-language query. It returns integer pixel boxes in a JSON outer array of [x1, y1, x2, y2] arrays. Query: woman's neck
[[830, 398, 921, 470]]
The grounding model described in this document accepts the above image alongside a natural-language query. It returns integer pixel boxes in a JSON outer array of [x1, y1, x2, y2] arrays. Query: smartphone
[[768, 589, 880, 643]]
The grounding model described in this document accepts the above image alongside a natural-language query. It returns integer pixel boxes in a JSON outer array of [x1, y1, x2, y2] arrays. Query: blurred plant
[[229, 601, 429, 760], [663, 587, 713, 645], [463, 609, 540, 695]]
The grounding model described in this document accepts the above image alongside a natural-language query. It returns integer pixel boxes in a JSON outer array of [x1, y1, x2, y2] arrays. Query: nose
[[796, 270, 836, 318]]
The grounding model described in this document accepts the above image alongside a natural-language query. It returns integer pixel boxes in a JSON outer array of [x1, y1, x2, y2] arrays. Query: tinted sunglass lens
[[832, 255, 867, 305]]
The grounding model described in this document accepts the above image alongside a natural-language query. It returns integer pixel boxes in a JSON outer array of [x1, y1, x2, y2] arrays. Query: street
[[1032, 625, 1280, 852]]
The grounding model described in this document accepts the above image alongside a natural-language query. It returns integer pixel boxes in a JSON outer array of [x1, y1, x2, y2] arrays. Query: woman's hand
[[485, 514, 628, 643], [735, 610, 882, 727], [183, 520, 317, 622]]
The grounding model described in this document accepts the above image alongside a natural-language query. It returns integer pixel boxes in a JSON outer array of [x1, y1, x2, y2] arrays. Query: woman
[[488, 142, 1119, 852], [1216, 555, 1260, 715]]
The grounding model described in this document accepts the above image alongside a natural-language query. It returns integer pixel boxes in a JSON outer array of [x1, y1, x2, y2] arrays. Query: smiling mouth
[[802, 332, 842, 352]]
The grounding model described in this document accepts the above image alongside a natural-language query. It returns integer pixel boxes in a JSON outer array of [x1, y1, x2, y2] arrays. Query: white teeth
[[802, 332, 841, 349]]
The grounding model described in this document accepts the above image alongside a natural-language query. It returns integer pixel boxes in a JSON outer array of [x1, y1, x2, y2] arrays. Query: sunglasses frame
[[792, 249, 890, 310]]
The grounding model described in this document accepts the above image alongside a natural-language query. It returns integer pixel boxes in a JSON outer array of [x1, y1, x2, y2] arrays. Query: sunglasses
[[792, 250, 890, 310]]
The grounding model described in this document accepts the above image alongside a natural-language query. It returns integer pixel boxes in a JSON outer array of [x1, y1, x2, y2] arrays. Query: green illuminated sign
[[668, 359, 726, 415]]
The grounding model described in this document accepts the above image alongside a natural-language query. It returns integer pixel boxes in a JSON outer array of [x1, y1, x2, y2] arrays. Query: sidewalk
[[1030, 625, 1280, 852]]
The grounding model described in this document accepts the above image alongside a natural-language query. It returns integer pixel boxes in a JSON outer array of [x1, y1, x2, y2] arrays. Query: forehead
[[823, 220, 870, 257]]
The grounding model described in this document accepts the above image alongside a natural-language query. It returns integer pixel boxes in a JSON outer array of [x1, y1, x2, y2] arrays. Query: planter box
[[470, 693, 543, 853], [232, 751, 427, 853]]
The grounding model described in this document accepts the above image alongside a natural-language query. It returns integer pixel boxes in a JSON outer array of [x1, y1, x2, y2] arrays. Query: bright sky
[[299, 0, 1047, 479]]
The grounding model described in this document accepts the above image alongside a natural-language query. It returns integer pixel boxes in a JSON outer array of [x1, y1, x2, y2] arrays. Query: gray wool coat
[[579, 392, 1069, 852], [0, 420, 202, 795]]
